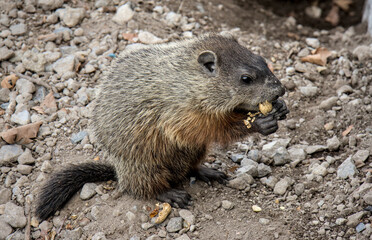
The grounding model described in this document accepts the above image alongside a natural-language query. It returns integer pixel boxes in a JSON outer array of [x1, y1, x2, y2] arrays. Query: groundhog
[[36, 34, 289, 220]]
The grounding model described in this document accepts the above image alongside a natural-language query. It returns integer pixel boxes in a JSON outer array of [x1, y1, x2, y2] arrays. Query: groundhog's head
[[196, 35, 285, 114]]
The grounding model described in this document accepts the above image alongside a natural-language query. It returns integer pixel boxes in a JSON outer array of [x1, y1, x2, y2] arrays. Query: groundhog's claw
[[194, 166, 228, 185], [157, 189, 191, 208], [272, 99, 289, 120]]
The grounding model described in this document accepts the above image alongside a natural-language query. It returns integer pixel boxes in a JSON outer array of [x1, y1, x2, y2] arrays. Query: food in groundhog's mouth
[[243, 101, 273, 129]]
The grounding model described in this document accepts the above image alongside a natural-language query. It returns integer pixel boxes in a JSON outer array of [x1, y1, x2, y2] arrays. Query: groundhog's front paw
[[156, 189, 191, 208], [251, 99, 289, 136], [194, 166, 228, 185]]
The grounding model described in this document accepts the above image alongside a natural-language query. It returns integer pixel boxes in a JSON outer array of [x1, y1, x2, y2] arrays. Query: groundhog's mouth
[[233, 103, 260, 114]]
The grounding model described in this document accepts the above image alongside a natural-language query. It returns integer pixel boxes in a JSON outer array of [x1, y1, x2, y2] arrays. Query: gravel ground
[[0, 0, 371, 239]]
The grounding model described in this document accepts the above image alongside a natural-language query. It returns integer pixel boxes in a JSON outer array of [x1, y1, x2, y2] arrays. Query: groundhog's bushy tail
[[36, 162, 116, 220]]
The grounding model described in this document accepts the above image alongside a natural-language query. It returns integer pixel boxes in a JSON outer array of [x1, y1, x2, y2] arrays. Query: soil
[[0, 0, 372, 240]]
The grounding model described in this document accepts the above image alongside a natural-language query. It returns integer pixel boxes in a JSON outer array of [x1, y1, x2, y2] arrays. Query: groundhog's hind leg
[[156, 189, 191, 208], [191, 166, 228, 185]]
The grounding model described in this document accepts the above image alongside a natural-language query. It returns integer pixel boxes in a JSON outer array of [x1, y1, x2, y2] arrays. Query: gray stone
[[336, 218, 347, 225], [260, 176, 278, 189], [288, 147, 306, 162], [221, 200, 234, 210], [273, 147, 290, 166], [257, 163, 272, 177], [337, 85, 353, 97], [16, 78, 36, 95], [319, 97, 338, 110], [306, 145, 327, 154], [179, 209, 195, 225], [241, 158, 258, 167], [166, 217, 183, 233], [294, 183, 305, 195], [39, 221, 53, 233], [53, 55, 76, 75], [347, 211, 367, 227], [352, 150, 369, 163], [141, 222, 154, 230], [299, 86, 318, 97], [76, 87, 89, 105], [0, 145, 23, 166], [58, 7, 86, 27], [310, 163, 327, 176], [22, 50, 46, 73], [294, 62, 307, 73], [17, 164, 33, 175], [262, 139, 291, 158], [146, 235, 161, 240], [71, 131, 88, 144], [353, 45, 372, 61], [236, 165, 257, 177], [356, 222, 366, 233], [3, 202, 27, 228], [11, 110, 31, 125], [259, 218, 270, 225], [274, 178, 290, 195], [80, 183, 97, 200], [112, 2, 135, 25], [126, 211, 136, 222], [40, 160, 53, 173], [165, 12, 182, 26], [138, 31, 163, 44], [0, 220, 13, 240], [305, 38, 320, 48], [327, 136, 340, 151], [92, 232, 107, 240], [0, 88, 10, 102], [230, 154, 244, 163], [175, 234, 191, 240], [337, 156, 357, 179], [60, 228, 83, 240], [0, 46, 14, 61], [0, 14, 10, 26], [10, 23, 27, 35], [33, 86, 47, 103], [247, 149, 260, 161], [0, 188, 12, 204], [305, 6, 321, 18], [227, 173, 253, 190], [37, 0, 64, 10], [363, 191, 372, 205]]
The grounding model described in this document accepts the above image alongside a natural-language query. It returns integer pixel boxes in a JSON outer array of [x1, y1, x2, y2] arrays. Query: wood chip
[[1, 121, 43, 144], [325, 5, 340, 26], [1, 74, 19, 89], [301, 47, 332, 66], [342, 125, 353, 136]]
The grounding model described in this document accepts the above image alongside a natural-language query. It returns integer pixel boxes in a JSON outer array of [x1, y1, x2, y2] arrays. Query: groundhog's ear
[[198, 51, 217, 76]]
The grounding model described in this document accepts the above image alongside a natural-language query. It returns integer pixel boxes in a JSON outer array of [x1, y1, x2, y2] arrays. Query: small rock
[[298, 48, 310, 58], [165, 11, 182, 26], [288, 147, 306, 163], [356, 222, 366, 233], [319, 97, 338, 110], [305, 38, 320, 48], [247, 149, 260, 161], [18, 148, 35, 165], [306, 145, 327, 154], [227, 173, 253, 190], [112, 2, 135, 25], [221, 200, 234, 210], [337, 156, 357, 179], [260, 176, 278, 189], [353, 45, 372, 61], [92, 232, 107, 240], [71, 131, 88, 144], [311, 163, 327, 177], [141, 222, 154, 230], [299, 86, 318, 97], [22, 50, 46, 73], [262, 139, 291, 158], [37, 0, 64, 10], [0, 188, 12, 204], [259, 218, 269, 224], [11, 110, 31, 125], [84, 64, 96, 73], [0, 46, 14, 61], [327, 136, 340, 151], [0, 145, 23, 166], [3, 202, 27, 228], [252, 205, 262, 212], [17, 164, 33, 175], [39, 221, 53, 233], [138, 31, 163, 44], [230, 154, 244, 163], [40, 160, 53, 173], [336, 218, 347, 225], [352, 150, 369, 164], [274, 178, 290, 195], [294, 62, 307, 73], [305, 6, 321, 18], [58, 7, 86, 27], [16, 78, 36, 95], [257, 163, 272, 177], [286, 67, 295, 75], [294, 183, 305, 195], [175, 235, 190, 240], [166, 217, 183, 233], [60, 227, 83, 240], [179, 209, 195, 225], [126, 211, 136, 222], [273, 147, 290, 166], [0, 88, 10, 102], [337, 85, 353, 97], [236, 165, 257, 177], [53, 55, 76, 75], [0, 220, 13, 240], [146, 235, 161, 240], [80, 183, 97, 200], [347, 211, 367, 227], [10, 23, 27, 35]]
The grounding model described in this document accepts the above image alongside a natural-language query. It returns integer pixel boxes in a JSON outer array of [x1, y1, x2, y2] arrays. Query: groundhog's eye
[[241, 74, 253, 84]]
